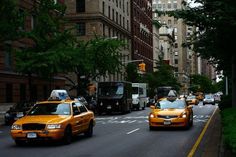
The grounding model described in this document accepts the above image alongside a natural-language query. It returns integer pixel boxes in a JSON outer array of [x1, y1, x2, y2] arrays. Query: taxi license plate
[[107, 105, 112, 109], [164, 120, 171, 125], [27, 132, 37, 138]]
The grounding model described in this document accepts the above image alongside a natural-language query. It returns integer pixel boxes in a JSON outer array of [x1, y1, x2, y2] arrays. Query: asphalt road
[[0, 103, 217, 157]]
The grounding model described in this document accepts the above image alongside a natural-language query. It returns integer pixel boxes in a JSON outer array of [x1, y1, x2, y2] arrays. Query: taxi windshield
[[157, 100, 186, 109], [28, 103, 71, 115], [187, 95, 196, 99]]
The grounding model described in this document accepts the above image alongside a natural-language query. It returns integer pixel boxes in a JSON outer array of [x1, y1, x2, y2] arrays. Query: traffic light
[[138, 62, 146, 72]]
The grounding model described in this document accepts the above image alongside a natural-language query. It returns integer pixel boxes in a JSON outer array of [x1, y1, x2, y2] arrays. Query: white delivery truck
[[132, 83, 148, 110]]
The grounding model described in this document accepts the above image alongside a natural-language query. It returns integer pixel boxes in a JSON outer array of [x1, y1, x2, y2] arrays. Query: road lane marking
[[126, 128, 140, 134], [187, 107, 218, 157]]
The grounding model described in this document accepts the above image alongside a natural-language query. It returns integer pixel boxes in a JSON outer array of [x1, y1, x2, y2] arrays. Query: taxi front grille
[[157, 115, 178, 119], [22, 123, 46, 130]]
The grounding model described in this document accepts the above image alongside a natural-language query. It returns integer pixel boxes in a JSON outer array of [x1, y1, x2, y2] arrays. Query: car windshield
[[187, 95, 196, 99], [205, 95, 213, 99], [28, 103, 71, 115], [156, 100, 186, 109]]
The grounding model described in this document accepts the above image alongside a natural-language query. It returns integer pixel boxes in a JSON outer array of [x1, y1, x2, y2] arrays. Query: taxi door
[[71, 103, 84, 134], [76, 102, 91, 131]]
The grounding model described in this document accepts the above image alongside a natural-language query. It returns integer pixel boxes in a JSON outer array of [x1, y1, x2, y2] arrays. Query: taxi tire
[[84, 122, 93, 137], [63, 126, 72, 144]]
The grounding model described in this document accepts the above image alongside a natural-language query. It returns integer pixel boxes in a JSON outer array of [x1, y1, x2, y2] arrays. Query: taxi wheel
[[63, 126, 72, 144], [84, 122, 93, 137]]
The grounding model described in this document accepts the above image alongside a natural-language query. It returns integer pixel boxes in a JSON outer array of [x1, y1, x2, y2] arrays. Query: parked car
[[11, 90, 95, 146], [203, 94, 215, 105], [4, 102, 34, 125]]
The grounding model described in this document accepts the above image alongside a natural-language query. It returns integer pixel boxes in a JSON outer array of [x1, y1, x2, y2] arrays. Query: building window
[[175, 35, 178, 40], [174, 27, 177, 33], [173, 3, 177, 9], [174, 18, 178, 24], [76, 0, 85, 13], [31, 15, 37, 30], [32, 85, 37, 101], [174, 51, 178, 56], [116, 12, 118, 23], [20, 84, 26, 102], [18, 9, 25, 31], [108, 6, 110, 18], [112, 9, 114, 20], [76, 22, 86, 36], [4, 45, 12, 70], [43, 85, 48, 100], [168, 20, 171, 25], [6, 84, 13, 103], [175, 43, 178, 48], [102, 1, 105, 14], [167, 3, 171, 9], [174, 59, 178, 64]]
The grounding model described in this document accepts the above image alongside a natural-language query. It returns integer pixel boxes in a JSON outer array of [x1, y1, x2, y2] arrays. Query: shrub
[[221, 108, 236, 153]]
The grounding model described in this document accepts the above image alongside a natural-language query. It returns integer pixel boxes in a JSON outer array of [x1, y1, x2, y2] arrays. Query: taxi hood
[[154, 108, 185, 115], [14, 115, 71, 124]]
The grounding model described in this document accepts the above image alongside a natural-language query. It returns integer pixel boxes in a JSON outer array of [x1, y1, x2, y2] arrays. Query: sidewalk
[[195, 108, 224, 157]]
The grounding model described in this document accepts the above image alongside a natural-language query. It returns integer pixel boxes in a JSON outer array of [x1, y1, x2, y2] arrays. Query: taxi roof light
[[48, 89, 70, 101]]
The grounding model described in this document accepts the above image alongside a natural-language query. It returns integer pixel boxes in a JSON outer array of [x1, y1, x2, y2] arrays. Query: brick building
[[131, 0, 153, 72]]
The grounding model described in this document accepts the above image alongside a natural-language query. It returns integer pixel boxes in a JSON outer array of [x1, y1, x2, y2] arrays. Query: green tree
[[189, 74, 216, 93], [0, 0, 23, 44], [15, 0, 73, 101], [146, 57, 181, 98], [65, 36, 125, 96], [125, 63, 141, 82], [158, 0, 236, 106]]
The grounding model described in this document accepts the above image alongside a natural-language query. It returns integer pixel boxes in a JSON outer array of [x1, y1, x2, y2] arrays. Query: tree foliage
[[156, 0, 236, 106], [0, 0, 23, 43], [125, 63, 141, 82], [146, 58, 181, 97], [15, 0, 73, 77], [66, 36, 125, 95], [189, 74, 216, 93]]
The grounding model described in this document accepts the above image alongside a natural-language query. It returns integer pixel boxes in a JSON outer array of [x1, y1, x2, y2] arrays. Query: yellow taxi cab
[[149, 90, 193, 130], [186, 95, 199, 105], [11, 90, 95, 145]]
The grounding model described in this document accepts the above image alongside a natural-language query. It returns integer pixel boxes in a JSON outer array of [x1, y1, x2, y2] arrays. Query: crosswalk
[[95, 114, 210, 125]]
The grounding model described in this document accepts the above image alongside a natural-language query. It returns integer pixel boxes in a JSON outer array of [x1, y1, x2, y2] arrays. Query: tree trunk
[[232, 55, 236, 107]]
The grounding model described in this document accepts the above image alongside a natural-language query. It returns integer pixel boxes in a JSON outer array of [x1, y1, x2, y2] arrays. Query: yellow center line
[[187, 107, 218, 157]]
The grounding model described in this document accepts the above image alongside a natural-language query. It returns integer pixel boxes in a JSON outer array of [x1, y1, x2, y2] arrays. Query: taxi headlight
[[47, 124, 61, 129], [181, 112, 187, 118], [11, 124, 22, 130], [149, 113, 155, 118]]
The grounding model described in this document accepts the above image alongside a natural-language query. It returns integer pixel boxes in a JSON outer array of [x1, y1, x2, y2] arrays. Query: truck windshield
[[132, 87, 139, 94], [98, 85, 124, 96]]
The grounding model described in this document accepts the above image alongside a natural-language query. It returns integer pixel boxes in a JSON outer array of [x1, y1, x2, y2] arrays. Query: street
[[0, 103, 217, 157]]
